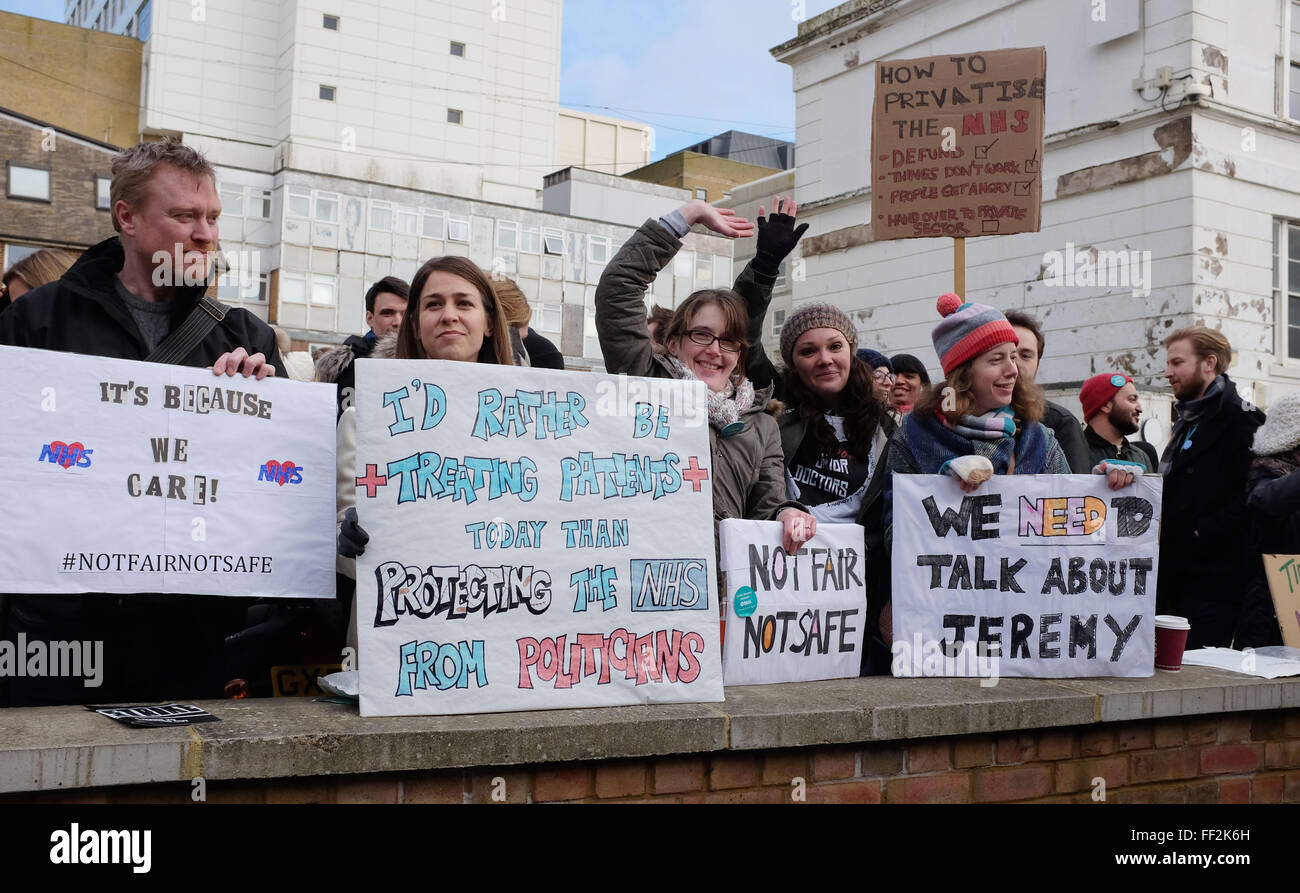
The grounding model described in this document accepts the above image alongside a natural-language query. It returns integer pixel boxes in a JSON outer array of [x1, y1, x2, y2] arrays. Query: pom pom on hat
[[936, 292, 964, 318]]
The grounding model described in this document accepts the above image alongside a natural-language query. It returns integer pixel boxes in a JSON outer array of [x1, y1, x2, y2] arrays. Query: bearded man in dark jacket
[[1157, 326, 1265, 649], [0, 139, 283, 706]]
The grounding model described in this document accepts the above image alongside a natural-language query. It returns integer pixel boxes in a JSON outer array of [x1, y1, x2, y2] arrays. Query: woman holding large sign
[[594, 199, 816, 555], [880, 296, 1137, 640]]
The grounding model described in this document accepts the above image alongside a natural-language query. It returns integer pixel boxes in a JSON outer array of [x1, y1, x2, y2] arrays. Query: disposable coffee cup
[[1153, 615, 1191, 671]]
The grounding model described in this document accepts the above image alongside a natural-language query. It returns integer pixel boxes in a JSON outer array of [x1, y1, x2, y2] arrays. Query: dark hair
[[396, 257, 514, 365], [914, 355, 1046, 427], [365, 276, 410, 314], [782, 354, 884, 464], [647, 304, 673, 345], [662, 289, 750, 387], [1003, 310, 1044, 358], [890, 353, 931, 385]]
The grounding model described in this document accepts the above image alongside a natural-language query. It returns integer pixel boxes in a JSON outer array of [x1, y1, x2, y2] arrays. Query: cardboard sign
[[0, 345, 336, 598], [870, 47, 1046, 240], [352, 359, 724, 716], [1260, 554, 1300, 647], [719, 519, 867, 684], [891, 474, 1160, 678]]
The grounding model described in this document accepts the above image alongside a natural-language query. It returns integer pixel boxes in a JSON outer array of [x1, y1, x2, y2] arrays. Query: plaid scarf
[[665, 354, 755, 431]]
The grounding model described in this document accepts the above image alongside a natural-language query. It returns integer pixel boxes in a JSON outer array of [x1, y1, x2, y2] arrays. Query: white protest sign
[[891, 474, 1160, 678], [353, 359, 724, 716], [0, 345, 336, 598], [719, 519, 866, 684]]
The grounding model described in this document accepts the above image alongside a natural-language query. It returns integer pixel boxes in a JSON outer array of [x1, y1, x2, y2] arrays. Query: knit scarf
[[666, 354, 756, 431], [1160, 374, 1226, 475], [950, 406, 1018, 441], [1255, 446, 1300, 479], [901, 407, 1048, 475]]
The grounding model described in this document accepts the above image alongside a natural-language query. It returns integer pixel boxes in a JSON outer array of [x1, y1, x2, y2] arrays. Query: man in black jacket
[[1004, 311, 1090, 473], [0, 139, 284, 705], [315, 276, 408, 418], [1158, 326, 1265, 648]]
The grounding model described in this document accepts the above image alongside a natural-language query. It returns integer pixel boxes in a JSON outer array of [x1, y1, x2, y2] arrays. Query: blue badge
[[1110, 374, 1127, 387], [720, 421, 745, 438], [733, 586, 758, 618]]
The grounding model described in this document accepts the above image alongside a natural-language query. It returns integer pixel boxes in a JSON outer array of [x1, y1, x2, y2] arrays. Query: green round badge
[[733, 586, 758, 617]]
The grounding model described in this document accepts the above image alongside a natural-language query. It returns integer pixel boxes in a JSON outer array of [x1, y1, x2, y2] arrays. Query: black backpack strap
[[146, 296, 228, 365]]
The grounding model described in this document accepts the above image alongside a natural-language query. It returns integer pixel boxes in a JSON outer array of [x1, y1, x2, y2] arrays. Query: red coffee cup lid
[[1154, 614, 1190, 630]]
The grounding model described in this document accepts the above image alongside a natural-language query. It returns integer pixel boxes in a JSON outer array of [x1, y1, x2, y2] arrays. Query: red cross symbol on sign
[[356, 464, 388, 498], [682, 455, 709, 492]]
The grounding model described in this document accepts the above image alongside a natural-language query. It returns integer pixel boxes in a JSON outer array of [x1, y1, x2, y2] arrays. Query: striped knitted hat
[[931, 293, 1019, 376], [780, 302, 858, 368]]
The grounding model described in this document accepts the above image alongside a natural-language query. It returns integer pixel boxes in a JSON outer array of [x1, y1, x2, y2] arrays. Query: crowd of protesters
[[0, 138, 1290, 707]]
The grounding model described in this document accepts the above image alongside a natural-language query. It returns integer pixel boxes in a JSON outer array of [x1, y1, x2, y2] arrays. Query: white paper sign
[[891, 474, 1160, 678], [719, 519, 867, 684], [353, 359, 724, 716], [0, 345, 337, 598]]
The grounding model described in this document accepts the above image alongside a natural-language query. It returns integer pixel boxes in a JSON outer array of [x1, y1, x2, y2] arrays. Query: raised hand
[[681, 199, 755, 239]]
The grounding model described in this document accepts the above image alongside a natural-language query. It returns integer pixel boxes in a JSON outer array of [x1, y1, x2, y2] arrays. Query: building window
[[520, 225, 541, 254], [311, 274, 337, 306], [220, 186, 243, 217], [421, 208, 446, 239], [1288, 1, 1300, 119], [287, 186, 312, 218], [447, 214, 470, 242], [395, 205, 419, 235], [543, 227, 564, 255], [695, 187, 707, 200], [450, 41, 465, 56], [319, 84, 336, 101], [7, 164, 50, 202], [279, 272, 307, 304], [369, 200, 393, 232], [249, 188, 272, 220], [588, 235, 610, 265], [496, 220, 519, 251], [323, 13, 339, 30], [1275, 219, 1300, 359], [771, 308, 787, 337], [95, 177, 111, 210], [314, 191, 339, 223], [447, 108, 463, 125]]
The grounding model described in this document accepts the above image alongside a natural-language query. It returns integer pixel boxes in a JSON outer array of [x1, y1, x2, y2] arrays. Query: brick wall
[[13, 709, 1299, 804], [0, 115, 117, 250]]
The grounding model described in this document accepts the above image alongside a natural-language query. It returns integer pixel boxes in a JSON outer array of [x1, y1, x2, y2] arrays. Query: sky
[[0, 0, 842, 161]]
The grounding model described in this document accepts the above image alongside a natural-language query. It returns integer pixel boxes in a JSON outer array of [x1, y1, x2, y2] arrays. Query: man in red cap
[[1079, 373, 1156, 473]]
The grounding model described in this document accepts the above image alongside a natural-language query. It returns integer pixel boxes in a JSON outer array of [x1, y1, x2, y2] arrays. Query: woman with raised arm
[[595, 199, 817, 555]]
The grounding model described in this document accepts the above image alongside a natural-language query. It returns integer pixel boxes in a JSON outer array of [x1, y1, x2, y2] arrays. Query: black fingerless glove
[[338, 506, 369, 559], [753, 210, 810, 275]]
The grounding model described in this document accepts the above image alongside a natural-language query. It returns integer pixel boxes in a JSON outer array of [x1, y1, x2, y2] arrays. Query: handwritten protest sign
[[870, 47, 1046, 240], [1261, 554, 1300, 648], [891, 474, 1160, 678], [0, 345, 336, 597], [719, 519, 866, 684], [352, 359, 724, 716]]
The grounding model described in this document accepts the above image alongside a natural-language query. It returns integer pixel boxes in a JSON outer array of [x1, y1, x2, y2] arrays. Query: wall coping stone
[[2, 666, 1297, 793]]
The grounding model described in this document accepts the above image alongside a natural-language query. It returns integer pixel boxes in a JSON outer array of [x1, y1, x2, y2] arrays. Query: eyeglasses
[[872, 369, 896, 383], [685, 329, 743, 353]]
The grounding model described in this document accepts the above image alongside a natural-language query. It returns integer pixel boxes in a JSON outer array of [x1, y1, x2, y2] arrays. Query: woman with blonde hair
[[490, 275, 564, 369], [1, 248, 76, 305]]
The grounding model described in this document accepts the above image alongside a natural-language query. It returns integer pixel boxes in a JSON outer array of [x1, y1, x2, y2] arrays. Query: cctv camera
[[1185, 83, 1211, 102]]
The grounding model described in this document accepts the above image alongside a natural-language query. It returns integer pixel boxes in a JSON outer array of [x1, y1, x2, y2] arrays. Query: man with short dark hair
[[1079, 373, 1154, 472], [315, 276, 409, 418], [1004, 310, 1090, 473], [1158, 325, 1264, 648], [0, 139, 284, 706]]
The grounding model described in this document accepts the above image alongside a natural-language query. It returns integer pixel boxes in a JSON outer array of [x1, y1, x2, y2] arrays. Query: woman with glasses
[[858, 349, 896, 414], [595, 199, 817, 554]]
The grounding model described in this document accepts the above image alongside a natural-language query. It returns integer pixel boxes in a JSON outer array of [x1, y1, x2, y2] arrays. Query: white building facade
[[772, 0, 1300, 442]]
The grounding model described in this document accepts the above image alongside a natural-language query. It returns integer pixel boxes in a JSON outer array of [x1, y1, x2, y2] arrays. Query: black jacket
[[0, 236, 285, 706], [1043, 401, 1090, 473], [1156, 375, 1265, 646], [1239, 463, 1295, 648]]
